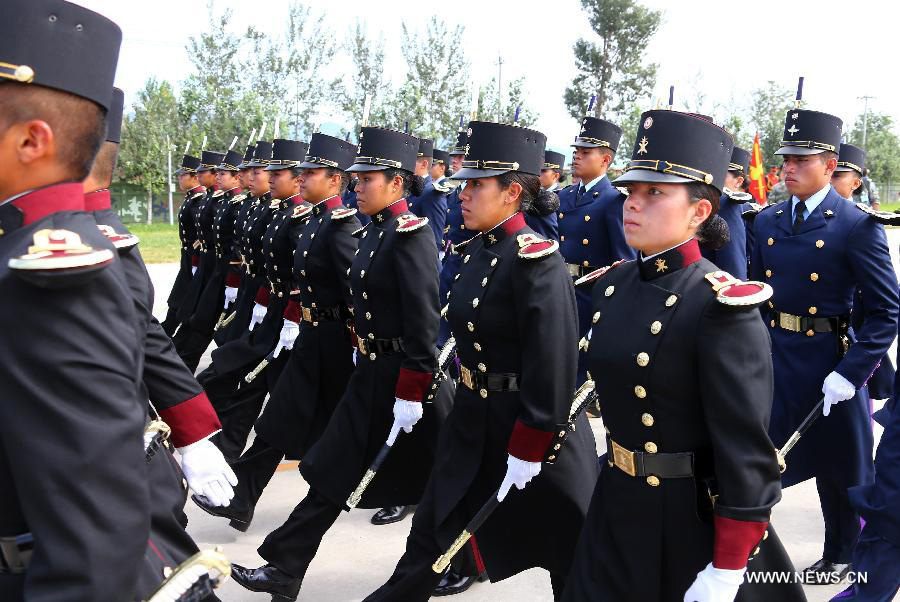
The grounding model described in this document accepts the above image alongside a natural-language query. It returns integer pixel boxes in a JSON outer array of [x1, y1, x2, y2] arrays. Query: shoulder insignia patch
[[97, 224, 139, 251], [291, 204, 313, 220], [724, 187, 753, 202], [433, 179, 454, 194], [8, 229, 114, 285], [741, 202, 763, 223], [516, 233, 559, 260], [330, 207, 358, 221], [574, 260, 626, 286], [190, 191, 206, 201], [230, 193, 249, 204], [396, 214, 429, 233], [212, 190, 225, 198], [855, 202, 900, 225], [705, 270, 773, 307]]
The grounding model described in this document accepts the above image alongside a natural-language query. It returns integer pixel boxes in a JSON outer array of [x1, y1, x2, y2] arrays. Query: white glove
[[684, 563, 745, 602], [191, 266, 198, 276], [822, 371, 855, 416], [177, 438, 238, 507], [248, 302, 267, 331], [386, 399, 424, 445], [497, 454, 542, 502], [224, 286, 238, 308], [272, 320, 299, 357]]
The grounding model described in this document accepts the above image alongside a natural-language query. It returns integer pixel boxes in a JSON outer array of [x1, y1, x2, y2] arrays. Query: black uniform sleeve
[[0, 270, 150, 601], [697, 298, 782, 569], [392, 225, 440, 401], [508, 253, 579, 461]]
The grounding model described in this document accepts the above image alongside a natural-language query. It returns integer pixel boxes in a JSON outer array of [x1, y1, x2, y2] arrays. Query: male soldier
[[0, 1, 149, 598], [702, 145, 751, 278], [559, 115, 635, 386], [540, 150, 566, 192], [408, 137, 450, 251], [438, 127, 472, 346], [431, 148, 450, 183], [750, 107, 899, 583], [163, 154, 206, 336]]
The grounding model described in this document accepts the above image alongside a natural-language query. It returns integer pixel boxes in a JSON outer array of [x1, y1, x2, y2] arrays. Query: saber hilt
[[146, 547, 230, 602], [216, 310, 237, 331], [568, 379, 597, 424], [776, 397, 824, 472], [213, 311, 227, 331], [244, 351, 275, 383], [433, 488, 502, 573]]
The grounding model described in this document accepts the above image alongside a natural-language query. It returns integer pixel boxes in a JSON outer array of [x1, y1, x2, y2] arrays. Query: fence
[[109, 181, 180, 224]]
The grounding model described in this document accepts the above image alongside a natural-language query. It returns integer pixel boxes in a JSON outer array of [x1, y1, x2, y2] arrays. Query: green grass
[[127, 223, 181, 263]]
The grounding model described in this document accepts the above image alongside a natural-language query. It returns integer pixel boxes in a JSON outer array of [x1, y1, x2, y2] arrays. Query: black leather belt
[[357, 335, 404, 358], [773, 311, 848, 335], [301, 304, 342, 324], [0, 533, 33, 574], [607, 436, 694, 479], [459, 364, 520, 398]]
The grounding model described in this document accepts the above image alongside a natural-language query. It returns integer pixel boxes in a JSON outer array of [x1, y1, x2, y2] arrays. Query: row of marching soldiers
[[1, 4, 898, 602]]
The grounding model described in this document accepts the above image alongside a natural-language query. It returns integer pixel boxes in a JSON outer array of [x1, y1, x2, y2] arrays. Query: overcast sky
[[77, 0, 899, 154]]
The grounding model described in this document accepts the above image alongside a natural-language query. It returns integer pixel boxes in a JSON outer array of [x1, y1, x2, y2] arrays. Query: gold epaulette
[[705, 270, 773, 307], [292, 204, 313, 219], [331, 207, 358, 220], [516, 233, 558, 260], [97, 224, 139, 251], [396, 214, 429, 233], [8, 228, 114, 287]]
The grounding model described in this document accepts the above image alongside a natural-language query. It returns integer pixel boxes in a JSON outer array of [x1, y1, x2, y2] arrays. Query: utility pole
[[858, 95, 875, 150], [497, 56, 503, 121], [166, 134, 174, 225]]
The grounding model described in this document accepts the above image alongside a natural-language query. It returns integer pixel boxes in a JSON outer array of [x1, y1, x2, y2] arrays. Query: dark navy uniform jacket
[[407, 175, 449, 251], [750, 186, 899, 489], [702, 189, 749, 279]]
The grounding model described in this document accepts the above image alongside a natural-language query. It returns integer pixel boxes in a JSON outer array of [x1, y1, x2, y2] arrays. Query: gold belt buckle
[[610, 439, 637, 477], [302, 306, 313, 322], [357, 336, 368, 355], [779, 312, 802, 332], [459, 365, 474, 390]]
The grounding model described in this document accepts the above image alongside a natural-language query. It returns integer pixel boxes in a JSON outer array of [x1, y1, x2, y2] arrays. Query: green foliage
[[749, 81, 795, 162], [339, 21, 392, 139], [118, 78, 179, 195], [477, 76, 540, 129], [847, 112, 900, 183]]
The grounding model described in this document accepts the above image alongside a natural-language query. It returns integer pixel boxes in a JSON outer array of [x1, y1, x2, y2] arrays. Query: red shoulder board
[[292, 204, 313, 220], [8, 228, 114, 287], [97, 224, 139, 250], [574, 259, 626, 286], [705, 271, 773, 307], [331, 207, 358, 221], [516, 233, 558, 260], [396, 214, 428, 233]]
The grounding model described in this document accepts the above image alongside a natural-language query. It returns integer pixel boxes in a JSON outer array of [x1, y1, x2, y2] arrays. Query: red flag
[[748, 132, 767, 204]]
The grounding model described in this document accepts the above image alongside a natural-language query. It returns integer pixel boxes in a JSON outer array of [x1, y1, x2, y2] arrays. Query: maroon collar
[[84, 189, 111, 211], [312, 195, 344, 216], [638, 238, 702, 281], [372, 199, 409, 225], [188, 185, 205, 196], [484, 212, 525, 248], [12, 182, 85, 226]]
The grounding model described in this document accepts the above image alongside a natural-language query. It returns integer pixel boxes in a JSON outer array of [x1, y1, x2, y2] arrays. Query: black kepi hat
[[264, 139, 309, 170], [0, 0, 122, 110], [105, 87, 124, 143], [451, 121, 546, 180], [572, 116, 622, 151], [613, 110, 733, 193], [238, 144, 256, 169], [246, 140, 273, 168], [729, 146, 750, 174], [174, 155, 201, 175], [774, 109, 842, 156], [418, 138, 434, 158], [197, 150, 224, 173], [448, 128, 469, 156], [347, 127, 418, 173], [835, 143, 865, 175], [433, 149, 450, 165], [298, 133, 356, 171], [217, 149, 243, 171], [544, 150, 565, 173]]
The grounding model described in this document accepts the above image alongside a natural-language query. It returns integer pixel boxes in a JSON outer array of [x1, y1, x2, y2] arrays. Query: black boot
[[231, 564, 301, 601], [433, 569, 487, 596], [370, 505, 412, 525], [801, 558, 851, 584], [191, 494, 254, 532]]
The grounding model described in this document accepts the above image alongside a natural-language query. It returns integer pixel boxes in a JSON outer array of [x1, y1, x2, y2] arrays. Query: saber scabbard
[[346, 442, 394, 508], [244, 350, 275, 383], [433, 488, 502, 573], [776, 397, 824, 472], [213, 311, 226, 331]]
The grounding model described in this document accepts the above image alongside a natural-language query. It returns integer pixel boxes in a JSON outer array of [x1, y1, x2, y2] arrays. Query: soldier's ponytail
[[382, 168, 425, 198], [497, 171, 560, 217], [686, 182, 729, 251]]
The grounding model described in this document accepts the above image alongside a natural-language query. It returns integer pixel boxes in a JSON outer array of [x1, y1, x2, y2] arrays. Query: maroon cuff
[[159, 392, 222, 448], [225, 271, 242, 287], [507, 419, 554, 462], [713, 515, 768, 569], [190, 254, 200, 267], [254, 286, 270, 307], [284, 300, 301, 322], [395, 367, 432, 402]]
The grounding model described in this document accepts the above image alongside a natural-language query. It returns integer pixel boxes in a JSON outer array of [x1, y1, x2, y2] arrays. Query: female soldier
[[193, 133, 360, 530], [563, 110, 804, 602], [230, 127, 451, 601], [363, 121, 599, 602]]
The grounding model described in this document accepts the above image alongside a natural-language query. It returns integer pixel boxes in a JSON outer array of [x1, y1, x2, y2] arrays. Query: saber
[[213, 310, 227, 330], [144, 420, 172, 463], [146, 547, 231, 602], [347, 337, 457, 509], [775, 396, 824, 472], [432, 379, 596, 573], [215, 310, 237, 331], [244, 348, 277, 383]]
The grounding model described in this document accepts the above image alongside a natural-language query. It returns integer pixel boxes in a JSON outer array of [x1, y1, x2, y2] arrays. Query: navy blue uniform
[[702, 189, 749, 279], [557, 177, 635, 383], [750, 187, 899, 564], [407, 176, 449, 251]]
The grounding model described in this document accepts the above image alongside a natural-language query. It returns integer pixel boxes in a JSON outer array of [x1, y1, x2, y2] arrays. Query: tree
[[749, 81, 795, 163], [563, 0, 661, 121], [847, 112, 900, 184], [477, 76, 539, 128], [339, 21, 392, 139]]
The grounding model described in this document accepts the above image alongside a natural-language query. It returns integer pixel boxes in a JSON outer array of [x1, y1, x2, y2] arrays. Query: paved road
[[146, 229, 900, 601]]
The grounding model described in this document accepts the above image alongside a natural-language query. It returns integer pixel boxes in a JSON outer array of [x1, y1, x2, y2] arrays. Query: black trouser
[[161, 305, 180, 337], [230, 437, 283, 511], [818, 477, 862, 563], [173, 327, 215, 374], [209, 374, 269, 461]]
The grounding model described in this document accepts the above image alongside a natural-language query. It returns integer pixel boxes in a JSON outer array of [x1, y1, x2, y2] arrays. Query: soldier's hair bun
[[697, 214, 730, 251], [497, 171, 559, 217], [525, 188, 560, 217], [410, 174, 425, 197]]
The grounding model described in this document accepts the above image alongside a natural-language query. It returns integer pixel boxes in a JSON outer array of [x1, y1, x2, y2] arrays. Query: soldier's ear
[[11, 119, 56, 167]]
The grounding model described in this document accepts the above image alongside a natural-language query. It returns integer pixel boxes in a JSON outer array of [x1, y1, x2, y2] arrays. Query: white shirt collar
[[641, 238, 695, 262], [580, 174, 607, 194], [791, 183, 831, 217]]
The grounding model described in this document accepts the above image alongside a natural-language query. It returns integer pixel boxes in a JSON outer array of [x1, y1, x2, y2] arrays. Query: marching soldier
[[540, 150, 566, 192], [750, 107, 898, 583], [559, 115, 636, 386], [193, 133, 360, 531], [162, 154, 206, 336], [564, 109, 803, 602], [702, 146, 751, 278], [409, 137, 450, 250], [230, 126, 451, 601], [237, 142, 255, 191], [0, 2, 150, 598], [364, 120, 599, 602]]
